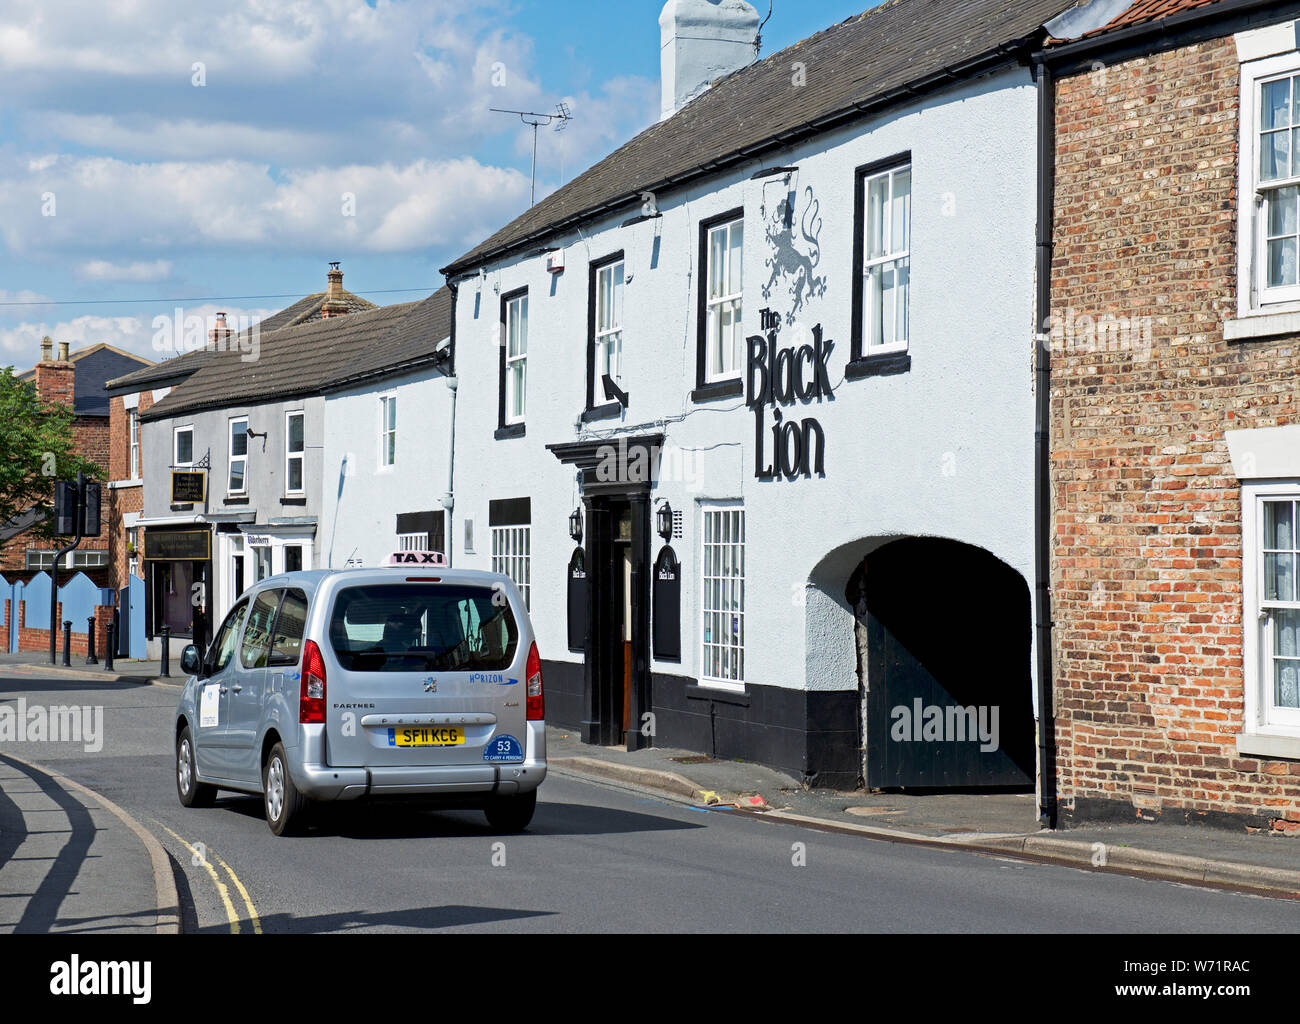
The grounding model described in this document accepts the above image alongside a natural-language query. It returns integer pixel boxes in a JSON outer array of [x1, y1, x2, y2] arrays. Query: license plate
[[389, 726, 465, 748]]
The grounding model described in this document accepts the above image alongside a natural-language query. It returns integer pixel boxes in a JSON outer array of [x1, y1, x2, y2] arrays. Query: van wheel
[[484, 790, 537, 833], [176, 726, 216, 808], [264, 743, 309, 836]]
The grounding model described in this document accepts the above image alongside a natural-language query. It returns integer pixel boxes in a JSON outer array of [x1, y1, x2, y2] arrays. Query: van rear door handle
[[232, 685, 243, 693], [219, 686, 229, 695]]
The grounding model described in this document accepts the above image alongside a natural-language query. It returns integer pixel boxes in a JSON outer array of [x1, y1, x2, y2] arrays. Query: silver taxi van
[[173, 552, 546, 835]]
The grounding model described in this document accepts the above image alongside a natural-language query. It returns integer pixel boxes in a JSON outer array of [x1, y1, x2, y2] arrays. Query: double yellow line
[[160, 825, 262, 935]]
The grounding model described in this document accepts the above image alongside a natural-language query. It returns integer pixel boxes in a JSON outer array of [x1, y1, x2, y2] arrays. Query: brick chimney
[[209, 311, 233, 349], [34, 337, 75, 411], [660, 0, 759, 121], [321, 261, 349, 318]]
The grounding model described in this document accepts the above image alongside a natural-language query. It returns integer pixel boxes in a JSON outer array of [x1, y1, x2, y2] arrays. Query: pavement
[[1, 648, 1298, 936], [0, 650, 175, 686]]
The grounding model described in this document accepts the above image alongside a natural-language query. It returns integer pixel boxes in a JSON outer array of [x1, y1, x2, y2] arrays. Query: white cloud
[[1, 153, 532, 256], [0, 302, 279, 368], [78, 259, 173, 282]]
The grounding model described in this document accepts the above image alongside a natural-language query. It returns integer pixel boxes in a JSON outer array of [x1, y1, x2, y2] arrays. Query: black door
[[859, 538, 1034, 789]]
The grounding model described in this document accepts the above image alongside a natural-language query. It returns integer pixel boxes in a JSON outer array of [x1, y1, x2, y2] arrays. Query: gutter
[[440, 35, 1042, 278]]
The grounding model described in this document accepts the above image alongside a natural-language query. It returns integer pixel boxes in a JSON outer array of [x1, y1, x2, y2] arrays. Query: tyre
[[176, 726, 217, 808], [263, 742, 309, 837], [484, 789, 537, 833]]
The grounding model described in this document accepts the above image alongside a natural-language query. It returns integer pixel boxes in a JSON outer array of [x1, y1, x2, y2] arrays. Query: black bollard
[[62, 620, 72, 666], [104, 621, 115, 672], [86, 615, 98, 666], [160, 625, 171, 678]]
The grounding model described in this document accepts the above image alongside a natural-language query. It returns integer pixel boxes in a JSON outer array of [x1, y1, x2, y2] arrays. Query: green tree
[[0, 366, 100, 541]]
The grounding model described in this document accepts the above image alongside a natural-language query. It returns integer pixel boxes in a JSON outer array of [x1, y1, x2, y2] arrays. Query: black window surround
[[587, 249, 626, 421], [694, 206, 746, 400], [849, 152, 913, 380], [498, 286, 528, 435]]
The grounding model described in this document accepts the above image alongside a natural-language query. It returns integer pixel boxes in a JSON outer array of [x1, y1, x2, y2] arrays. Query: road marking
[[160, 825, 247, 935], [212, 850, 262, 935]]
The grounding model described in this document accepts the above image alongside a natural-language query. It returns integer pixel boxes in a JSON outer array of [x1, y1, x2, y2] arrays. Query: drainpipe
[[443, 281, 459, 566], [1034, 59, 1058, 830]]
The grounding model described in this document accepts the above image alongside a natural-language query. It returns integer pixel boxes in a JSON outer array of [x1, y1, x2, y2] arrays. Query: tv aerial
[[490, 102, 574, 207]]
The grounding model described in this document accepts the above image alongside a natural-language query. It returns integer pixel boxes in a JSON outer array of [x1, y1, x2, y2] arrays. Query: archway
[[847, 537, 1033, 789]]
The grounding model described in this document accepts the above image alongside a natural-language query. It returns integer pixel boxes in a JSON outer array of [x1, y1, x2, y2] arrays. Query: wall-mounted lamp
[[569, 507, 584, 543], [656, 500, 674, 542], [245, 426, 268, 440]]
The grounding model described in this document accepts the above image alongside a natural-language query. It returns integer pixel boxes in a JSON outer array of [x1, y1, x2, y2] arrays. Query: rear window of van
[[329, 584, 518, 672]]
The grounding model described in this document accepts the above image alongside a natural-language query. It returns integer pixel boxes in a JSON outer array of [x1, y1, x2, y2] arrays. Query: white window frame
[[128, 408, 140, 480], [379, 395, 397, 469], [173, 425, 194, 468], [1243, 481, 1300, 736], [397, 531, 426, 552], [504, 293, 528, 425], [491, 524, 531, 609], [704, 217, 744, 383], [285, 410, 305, 495], [861, 163, 911, 355], [699, 502, 745, 692], [1238, 52, 1300, 317], [596, 259, 625, 385], [227, 417, 248, 495]]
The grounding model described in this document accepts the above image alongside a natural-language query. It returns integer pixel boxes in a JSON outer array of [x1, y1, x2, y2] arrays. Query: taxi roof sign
[[385, 550, 448, 567]]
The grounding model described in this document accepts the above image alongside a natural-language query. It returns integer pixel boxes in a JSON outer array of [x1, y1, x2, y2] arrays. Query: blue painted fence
[[1, 571, 121, 653]]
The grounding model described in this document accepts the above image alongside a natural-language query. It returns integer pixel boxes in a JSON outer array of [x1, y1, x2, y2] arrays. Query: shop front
[[141, 523, 213, 649]]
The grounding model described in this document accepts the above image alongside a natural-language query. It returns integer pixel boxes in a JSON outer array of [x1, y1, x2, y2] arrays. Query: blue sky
[[0, 0, 875, 368]]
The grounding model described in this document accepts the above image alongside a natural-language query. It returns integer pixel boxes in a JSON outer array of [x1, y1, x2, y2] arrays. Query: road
[[3, 669, 1300, 934]]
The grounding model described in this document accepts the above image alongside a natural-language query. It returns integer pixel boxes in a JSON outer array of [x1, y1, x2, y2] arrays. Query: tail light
[[300, 640, 326, 724], [526, 642, 544, 721]]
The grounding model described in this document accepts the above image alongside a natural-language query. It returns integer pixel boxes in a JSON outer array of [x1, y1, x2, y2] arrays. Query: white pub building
[[431, 0, 1075, 792]]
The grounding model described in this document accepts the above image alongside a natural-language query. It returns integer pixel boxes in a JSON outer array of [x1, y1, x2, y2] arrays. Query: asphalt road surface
[[4, 670, 1300, 934]]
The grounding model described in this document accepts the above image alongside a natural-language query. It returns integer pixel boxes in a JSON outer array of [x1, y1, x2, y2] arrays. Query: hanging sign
[[747, 308, 831, 481]]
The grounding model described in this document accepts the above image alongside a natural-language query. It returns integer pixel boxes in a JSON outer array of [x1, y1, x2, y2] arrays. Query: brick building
[[2, 338, 151, 585], [1041, 0, 1300, 831]]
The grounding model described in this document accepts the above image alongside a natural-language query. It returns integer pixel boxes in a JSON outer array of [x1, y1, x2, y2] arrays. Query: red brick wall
[[106, 392, 151, 594], [14, 600, 113, 659], [0, 356, 115, 584], [1050, 36, 1300, 830]]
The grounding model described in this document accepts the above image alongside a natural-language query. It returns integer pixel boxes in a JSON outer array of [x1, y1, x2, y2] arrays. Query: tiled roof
[[1087, 0, 1223, 35], [443, 0, 1077, 276], [140, 288, 451, 422], [104, 287, 377, 394]]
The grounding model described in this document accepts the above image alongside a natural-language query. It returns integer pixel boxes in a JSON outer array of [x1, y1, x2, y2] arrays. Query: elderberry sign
[[746, 308, 832, 481]]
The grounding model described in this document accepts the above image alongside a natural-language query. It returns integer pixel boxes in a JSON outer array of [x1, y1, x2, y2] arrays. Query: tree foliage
[[0, 366, 100, 541]]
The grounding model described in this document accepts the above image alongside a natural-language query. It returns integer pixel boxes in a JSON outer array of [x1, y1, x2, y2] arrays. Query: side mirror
[[180, 645, 202, 676]]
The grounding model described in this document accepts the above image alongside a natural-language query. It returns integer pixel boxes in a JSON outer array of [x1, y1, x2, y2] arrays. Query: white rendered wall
[[449, 68, 1041, 702]]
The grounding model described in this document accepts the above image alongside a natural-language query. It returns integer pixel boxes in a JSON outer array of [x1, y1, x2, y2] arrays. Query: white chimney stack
[[660, 0, 760, 121]]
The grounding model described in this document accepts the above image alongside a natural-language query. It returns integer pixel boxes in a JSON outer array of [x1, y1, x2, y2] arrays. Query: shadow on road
[[257, 904, 556, 933], [0, 751, 101, 933], [206, 792, 706, 840], [0, 676, 161, 695]]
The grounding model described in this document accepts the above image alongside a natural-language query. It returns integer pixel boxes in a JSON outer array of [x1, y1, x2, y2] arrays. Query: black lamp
[[656, 500, 674, 541], [569, 507, 584, 543]]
